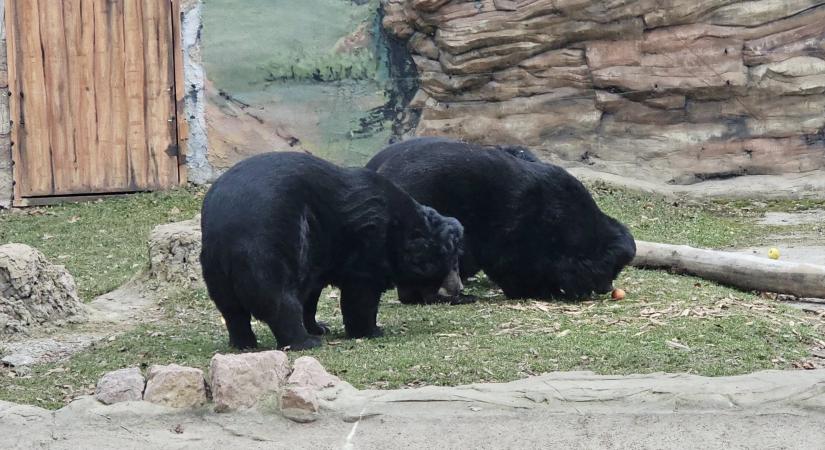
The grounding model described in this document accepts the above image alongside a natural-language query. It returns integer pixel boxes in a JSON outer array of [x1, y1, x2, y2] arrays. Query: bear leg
[[340, 284, 384, 339], [459, 250, 481, 280], [223, 308, 257, 350], [396, 286, 425, 305], [302, 288, 330, 335], [257, 293, 323, 351], [206, 278, 258, 349]]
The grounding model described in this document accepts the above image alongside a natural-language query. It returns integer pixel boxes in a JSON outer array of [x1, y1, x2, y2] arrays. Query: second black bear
[[366, 137, 636, 302], [201, 152, 464, 350]]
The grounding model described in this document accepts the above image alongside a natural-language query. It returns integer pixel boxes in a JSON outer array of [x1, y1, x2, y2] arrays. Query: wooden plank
[[16, 190, 148, 207], [142, 0, 162, 189], [63, 0, 88, 192], [0, 0, 7, 90], [17, 0, 55, 196], [154, 0, 179, 188], [93, 0, 114, 191], [171, 0, 187, 185], [108, 0, 129, 189], [40, 1, 76, 193], [124, 0, 148, 189], [76, 0, 99, 193]]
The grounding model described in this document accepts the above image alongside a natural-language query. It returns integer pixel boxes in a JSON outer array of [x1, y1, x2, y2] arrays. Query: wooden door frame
[[171, 0, 189, 187], [6, 0, 188, 207]]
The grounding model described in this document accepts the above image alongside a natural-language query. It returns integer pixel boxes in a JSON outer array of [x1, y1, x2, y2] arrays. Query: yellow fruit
[[611, 288, 626, 300], [768, 248, 780, 260]]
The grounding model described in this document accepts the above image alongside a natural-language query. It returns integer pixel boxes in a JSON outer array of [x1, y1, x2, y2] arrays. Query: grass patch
[[3, 269, 820, 410], [1, 186, 823, 410], [589, 182, 765, 248], [0, 188, 203, 300]]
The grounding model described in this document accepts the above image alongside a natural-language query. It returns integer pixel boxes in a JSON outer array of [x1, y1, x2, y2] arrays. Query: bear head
[[391, 205, 465, 298], [497, 172, 637, 300]]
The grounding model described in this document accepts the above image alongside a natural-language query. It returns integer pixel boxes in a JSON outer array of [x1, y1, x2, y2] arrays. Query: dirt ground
[[735, 209, 825, 266]]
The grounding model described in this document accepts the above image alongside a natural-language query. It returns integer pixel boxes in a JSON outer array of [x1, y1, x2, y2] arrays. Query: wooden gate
[[5, 0, 186, 205]]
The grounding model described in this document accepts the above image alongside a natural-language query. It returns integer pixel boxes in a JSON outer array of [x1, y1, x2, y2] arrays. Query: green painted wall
[[203, 0, 398, 166]]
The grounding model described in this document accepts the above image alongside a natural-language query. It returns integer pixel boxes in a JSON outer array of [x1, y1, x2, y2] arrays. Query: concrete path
[[1, 281, 158, 367], [3, 370, 825, 449]]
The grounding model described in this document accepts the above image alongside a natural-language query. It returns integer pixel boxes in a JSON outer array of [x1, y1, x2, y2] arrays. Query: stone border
[[94, 352, 344, 423]]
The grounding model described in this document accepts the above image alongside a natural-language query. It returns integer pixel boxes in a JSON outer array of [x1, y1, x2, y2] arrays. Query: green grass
[[0, 188, 203, 300], [588, 182, 766, 248], [1, 186, 823, 410]]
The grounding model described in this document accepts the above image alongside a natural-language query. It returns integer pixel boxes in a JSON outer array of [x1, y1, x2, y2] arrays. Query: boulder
[[280, 386, 320, 423], [95, 368, 145, 405], [148, 216, 202, 287], [0, 244, 87, 336], [209, 351, 290, 412], [287, 356, 341, 391], [143, 364, 207, 409]]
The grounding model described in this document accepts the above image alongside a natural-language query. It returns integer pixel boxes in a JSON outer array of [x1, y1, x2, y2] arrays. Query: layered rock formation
[[382, 0, 825, 189]]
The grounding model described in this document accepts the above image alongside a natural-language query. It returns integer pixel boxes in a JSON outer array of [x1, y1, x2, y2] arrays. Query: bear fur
[[200, 152, 464, 350], [366, 137, 636, 302]]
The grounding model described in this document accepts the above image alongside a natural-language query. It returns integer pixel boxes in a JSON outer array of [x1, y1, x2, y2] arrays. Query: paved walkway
[[3, 370, 825, 449]]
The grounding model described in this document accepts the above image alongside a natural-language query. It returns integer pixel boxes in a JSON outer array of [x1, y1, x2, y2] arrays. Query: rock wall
[[382, 0, 825, 190]]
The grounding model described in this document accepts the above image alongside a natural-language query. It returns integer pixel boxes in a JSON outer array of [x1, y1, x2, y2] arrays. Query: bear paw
[[307, 321, 331, 336], [346, 326, 384, 339], [281, 336, 323, 351], [449, 293, 478, 305]]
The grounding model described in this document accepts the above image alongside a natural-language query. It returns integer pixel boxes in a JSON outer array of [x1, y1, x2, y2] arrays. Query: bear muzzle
[[437, 269, 463, 297]]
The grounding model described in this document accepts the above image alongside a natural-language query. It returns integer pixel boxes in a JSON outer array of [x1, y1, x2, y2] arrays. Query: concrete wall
[[180, 0, 210, 184]]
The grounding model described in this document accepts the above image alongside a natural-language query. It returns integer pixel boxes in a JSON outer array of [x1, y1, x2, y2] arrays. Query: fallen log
[[630, 241, 825, 299]]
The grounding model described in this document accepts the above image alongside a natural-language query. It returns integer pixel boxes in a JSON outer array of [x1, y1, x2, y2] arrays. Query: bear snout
[[438, 269, 463, 296]]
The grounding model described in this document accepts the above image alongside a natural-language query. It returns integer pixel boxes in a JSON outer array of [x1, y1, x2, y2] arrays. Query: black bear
[[366, 137, 636, 302], [200, 152, 464, 350]]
